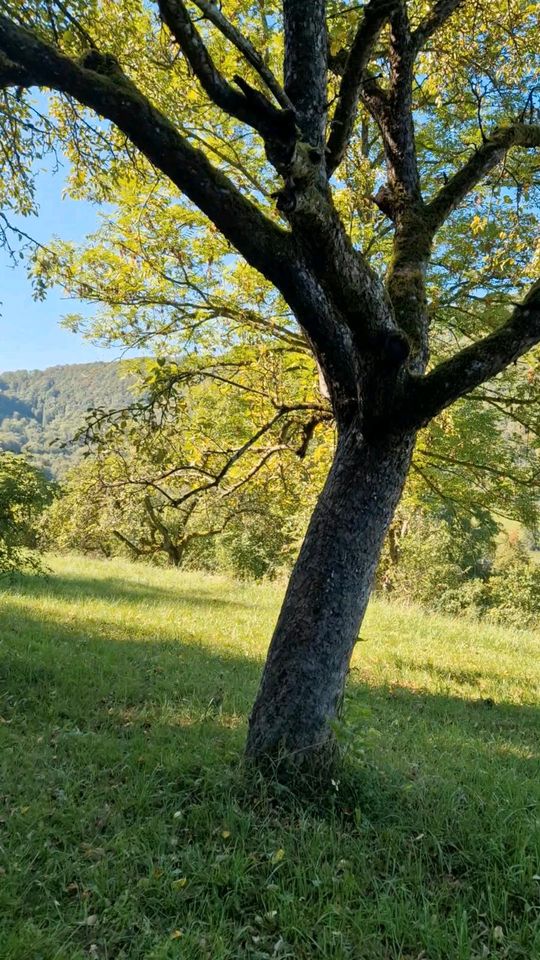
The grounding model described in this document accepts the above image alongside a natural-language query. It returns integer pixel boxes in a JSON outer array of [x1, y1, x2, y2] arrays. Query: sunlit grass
[[0, 553, 538, 959]]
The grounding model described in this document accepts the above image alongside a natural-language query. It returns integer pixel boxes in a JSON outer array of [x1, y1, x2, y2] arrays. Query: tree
[[45, 349, 330, 570], [0, 452, 54, 575], [0, 0, 539, 769]]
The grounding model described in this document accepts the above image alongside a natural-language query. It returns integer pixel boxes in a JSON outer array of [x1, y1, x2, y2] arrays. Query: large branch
[[0, 50, 31, 86], [283, 0, 327, 150], [354, 3, 421, 208], [426, 123, 540, 230], [326, 0, 398, 176], [157, 0, 293, 150], [368, 0, 463, 202], [189, 0, 291, 110], [399, 280, 540, 430], [0, 16, 295, 294], [0, 14, 363, 415], [385, 2, 420, 201], [411, 0, 464, 53]]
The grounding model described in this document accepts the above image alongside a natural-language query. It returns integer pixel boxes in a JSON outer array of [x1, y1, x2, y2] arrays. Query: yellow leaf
[[271, 848, 285, 864], [170, 929, 183, 940], [222, 830, 231, 839], [172, 877, 188, 889]]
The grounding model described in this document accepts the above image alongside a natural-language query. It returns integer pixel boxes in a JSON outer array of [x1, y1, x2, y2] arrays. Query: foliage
[[0, 553, 539, 958], [486, 535, 540, 627], [0, 362, 135, 477], [0, 451, 54, 575], [43, 349, 331, 574], [377, 508, 540, 626], [20, 11, 540, 533], [377, 507, 496, 610]]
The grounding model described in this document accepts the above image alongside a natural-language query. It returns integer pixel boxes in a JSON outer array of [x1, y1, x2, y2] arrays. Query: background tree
[[0, 0, 539, 769], [0, 452, 54, 576], [44, 348, 331, 571]]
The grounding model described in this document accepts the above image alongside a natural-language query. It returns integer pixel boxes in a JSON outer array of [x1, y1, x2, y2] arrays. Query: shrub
[[485, 537, 540, 627]]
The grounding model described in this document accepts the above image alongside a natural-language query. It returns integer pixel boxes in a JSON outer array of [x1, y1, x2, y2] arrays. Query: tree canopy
[[1, 1, 538, 526]]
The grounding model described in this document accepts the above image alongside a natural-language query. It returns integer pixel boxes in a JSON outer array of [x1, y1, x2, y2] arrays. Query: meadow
[[0, 554, 538, 959]]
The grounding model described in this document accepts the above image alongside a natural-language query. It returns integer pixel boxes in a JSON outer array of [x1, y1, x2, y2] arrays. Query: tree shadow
[[1, 568, 539, 958], [6, 567, 250, 609], [0, 569, 537, 820], [374, 652, 538, 690]]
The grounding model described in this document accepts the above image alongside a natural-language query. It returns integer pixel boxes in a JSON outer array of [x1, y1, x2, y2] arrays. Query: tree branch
[[411, 0, 464, 53], [51, 0, 98, 50], [170, 406, 302, 506], [426, 123, 540, 230], [326, 0, 398, 176], [385, 2, 420, 201], [220, 445, 290, 498], [189, 0, 292, 109], [156, 0, 294, 150], [356, 4, 421, 215], [112, 529, 145, 557], [400, 280, 540, 429], [0, 50, 31, 87], [0, 15, 296, 299], [283, 0, 327, 150]]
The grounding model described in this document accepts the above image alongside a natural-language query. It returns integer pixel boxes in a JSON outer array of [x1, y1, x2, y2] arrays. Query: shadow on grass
[[7, 567, 251, 609], [0, 566, 538, 825], [378, 652, 538, 690]]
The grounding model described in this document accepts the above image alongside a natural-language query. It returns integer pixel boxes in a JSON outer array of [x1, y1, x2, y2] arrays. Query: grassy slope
[[0, 555, 538, 960]]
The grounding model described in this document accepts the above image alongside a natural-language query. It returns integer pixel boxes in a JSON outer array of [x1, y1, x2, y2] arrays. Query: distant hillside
[[0, 361, 135, 478]]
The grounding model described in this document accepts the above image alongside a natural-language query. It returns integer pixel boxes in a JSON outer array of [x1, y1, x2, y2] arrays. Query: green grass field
[[0, 554, 538, 959]]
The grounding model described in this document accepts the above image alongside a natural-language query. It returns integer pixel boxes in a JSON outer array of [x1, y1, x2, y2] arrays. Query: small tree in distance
[[0, 452, 54, 576], [0, 0, 539, 770]]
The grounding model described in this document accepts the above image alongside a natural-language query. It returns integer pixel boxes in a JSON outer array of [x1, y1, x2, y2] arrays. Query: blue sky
[[0, 165, 125, 373]]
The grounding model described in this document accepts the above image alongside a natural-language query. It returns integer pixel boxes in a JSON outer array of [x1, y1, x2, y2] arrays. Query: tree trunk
[[246, 422, 415, 769]]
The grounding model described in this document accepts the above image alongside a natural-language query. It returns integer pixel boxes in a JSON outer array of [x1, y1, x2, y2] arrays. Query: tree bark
[[246, 422, 415, 769]]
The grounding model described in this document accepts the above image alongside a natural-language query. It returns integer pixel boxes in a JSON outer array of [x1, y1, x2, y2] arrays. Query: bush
[[376, 509, 495, 615], [377, 509, 540, 627], [485, 537, 540, 627], [0, 452, 55, 576]]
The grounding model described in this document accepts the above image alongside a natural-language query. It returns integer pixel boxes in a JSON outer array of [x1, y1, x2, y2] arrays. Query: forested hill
[[0, 361, 135, 477]]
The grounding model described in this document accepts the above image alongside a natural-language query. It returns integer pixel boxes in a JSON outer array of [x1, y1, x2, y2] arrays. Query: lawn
[[0, 554, 538, 959]]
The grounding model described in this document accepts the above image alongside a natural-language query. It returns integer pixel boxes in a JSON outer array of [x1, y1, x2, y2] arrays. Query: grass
[[0, 553, 539, 960]]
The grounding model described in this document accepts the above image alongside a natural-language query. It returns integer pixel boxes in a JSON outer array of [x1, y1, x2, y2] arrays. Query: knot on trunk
[[274, 141, 324, 213], [372, 329, 411, 368], [371, 184, 396, 220]]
